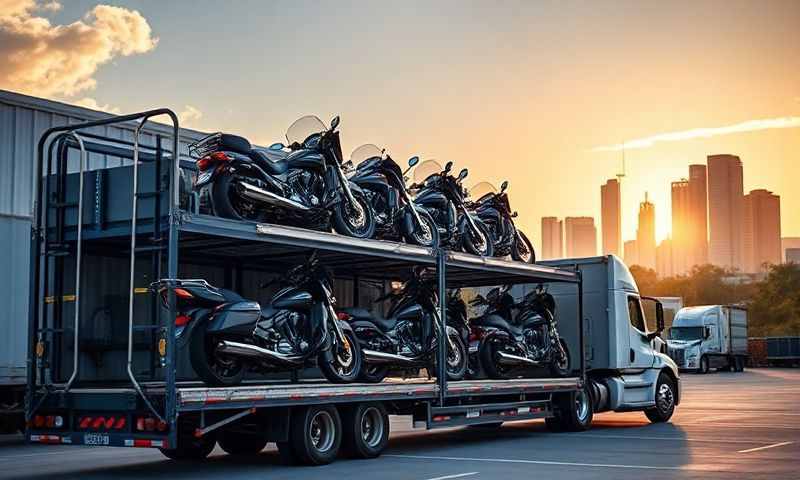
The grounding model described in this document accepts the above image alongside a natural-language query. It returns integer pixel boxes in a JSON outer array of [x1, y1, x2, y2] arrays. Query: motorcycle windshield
[[350, 144, 384, 166], [413, 159, 443, 184], [286, 115, 327, 145], [469, 181, 497, 201]]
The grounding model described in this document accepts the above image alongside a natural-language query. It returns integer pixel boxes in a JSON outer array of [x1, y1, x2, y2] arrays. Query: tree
[[748, 263, 800, 336]]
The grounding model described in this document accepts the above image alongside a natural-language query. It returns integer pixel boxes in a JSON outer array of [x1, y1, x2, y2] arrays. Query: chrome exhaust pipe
[[496, 351, 540, 367], [217, 340, 304, 366], [237, 182, 310, 211], [363, 349, 419, 365]]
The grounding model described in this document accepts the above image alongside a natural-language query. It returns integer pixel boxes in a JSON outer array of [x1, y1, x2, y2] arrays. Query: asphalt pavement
[[1, 368, 797, 480]]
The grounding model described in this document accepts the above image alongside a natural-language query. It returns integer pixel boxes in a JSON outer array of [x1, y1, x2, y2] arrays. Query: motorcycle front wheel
[[511, 230, 536, 264], [211, 170, 270, 223], [461, 220, 494, 257], [430, 332, 468, 381], [319, 329, 363, 383], [189, 320, 245, 386], [332, 191, 377, 239], [403, 209, 440, 248], [549, 338, 571, 378]]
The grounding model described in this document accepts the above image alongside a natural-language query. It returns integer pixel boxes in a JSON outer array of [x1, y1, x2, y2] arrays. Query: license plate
[[83, 433, 110, 445], [196, 170, 213, 186]]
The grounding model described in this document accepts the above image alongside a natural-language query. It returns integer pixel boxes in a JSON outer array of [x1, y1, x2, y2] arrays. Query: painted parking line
[[424, 472, 479, 480], [737, 441, 794, 454], [386, 454, 686, 471], [554, 433, 779, 445]]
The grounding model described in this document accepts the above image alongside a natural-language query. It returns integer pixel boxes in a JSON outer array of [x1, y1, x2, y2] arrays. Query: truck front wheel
[[644, 373, 676, 423], [697, 355, 709, 374]]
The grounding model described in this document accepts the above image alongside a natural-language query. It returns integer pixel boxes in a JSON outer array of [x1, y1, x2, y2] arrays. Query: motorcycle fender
[[206, 301, 261, 335], [350, 319, 382, 336], [346, 180, 367, 196], [402, 206, 430, 236], [457, 213, 482, 235], [176, 307, 211, 348]]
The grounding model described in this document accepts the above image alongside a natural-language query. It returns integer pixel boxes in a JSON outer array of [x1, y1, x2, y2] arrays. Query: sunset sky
[[2, 0, 798, 252]]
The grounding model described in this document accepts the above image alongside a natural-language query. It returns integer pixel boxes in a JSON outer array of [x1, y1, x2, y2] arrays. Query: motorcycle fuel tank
[[272, 287, 314, 310]]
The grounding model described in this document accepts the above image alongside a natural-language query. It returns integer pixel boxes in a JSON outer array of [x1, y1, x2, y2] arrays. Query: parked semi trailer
[[667, 305, 748, 373], [766, 337, 800, 367], [0, 90, 207, 433], [23, 111, 679, 465]]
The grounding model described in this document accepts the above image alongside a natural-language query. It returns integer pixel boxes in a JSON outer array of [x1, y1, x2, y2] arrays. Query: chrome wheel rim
[[360, 407, 384, 448], [656, 383, 674, 414], [346, 199, 367, 229], [575, 389, 590, 423], [447, 337, 462, 370], [309, 411, 335, 452], [412, 220, 434, 245], [516, 235, 532, 262]]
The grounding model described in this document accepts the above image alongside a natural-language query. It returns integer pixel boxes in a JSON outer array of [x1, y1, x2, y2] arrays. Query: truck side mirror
[[655, 301, 664, 333], [704, 326, 711, 339]]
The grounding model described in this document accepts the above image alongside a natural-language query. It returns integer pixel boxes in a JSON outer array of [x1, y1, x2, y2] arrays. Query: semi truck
[[541, 256, 680, 419], [667, 305, 748, 373], [22, 110, 680, 465]]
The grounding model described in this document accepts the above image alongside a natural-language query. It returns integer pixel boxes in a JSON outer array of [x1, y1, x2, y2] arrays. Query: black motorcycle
[[410, 160, 494, 256], [151, 255, 362, 386], [346, 144, 439, 247], [190, 115, 376, 238], [469, 285, 570, 379], [338, 269, 468, 383], [468, 181, 535, 263]]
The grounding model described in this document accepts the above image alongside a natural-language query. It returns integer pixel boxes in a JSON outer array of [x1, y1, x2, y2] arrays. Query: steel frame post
[[577, 269, 586, 385], [436, 248, 447, 406]]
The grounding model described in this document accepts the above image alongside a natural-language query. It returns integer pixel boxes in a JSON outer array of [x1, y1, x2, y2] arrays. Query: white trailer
[[667, 305, 748, 373]]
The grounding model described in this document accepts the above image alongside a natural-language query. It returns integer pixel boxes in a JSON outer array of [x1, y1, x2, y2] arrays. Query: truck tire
[[289, 405, 342, 465], [697, 355, 709, 374], [551, 384, 593, 432], [644, 373, 676, 423], [217, 430, 268, 455], [159, 432, 216, 460], [341, 402, 390, 459]]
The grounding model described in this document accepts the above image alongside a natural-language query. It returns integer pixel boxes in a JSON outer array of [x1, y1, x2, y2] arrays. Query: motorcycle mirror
[[512, 211, 518, 218], [501, 180, 509, 192], [445, 161, 453, 173], [408, 156, 419, 167], [269, 142, 285, 150], [330, 116, 340, 130], [458, 168, 469, 180]]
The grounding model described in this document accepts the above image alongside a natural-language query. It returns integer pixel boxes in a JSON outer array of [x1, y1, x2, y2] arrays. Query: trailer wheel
[[341, 402, 390, 459], [289, 405, 342, 465], [217, 430, 268, 455], [644, 373, 676, 423], [551, 384, 593, 432], [159, 432, 216, 461], [734, 357, 745, 372]]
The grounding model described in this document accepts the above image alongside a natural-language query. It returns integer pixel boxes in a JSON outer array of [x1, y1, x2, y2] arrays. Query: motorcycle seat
[[219, 288, 245, 303], [249, 148, 289, 175], [218, 133, 252, 156], [342, 307, 398, 332], [472, 314, 522, 337]]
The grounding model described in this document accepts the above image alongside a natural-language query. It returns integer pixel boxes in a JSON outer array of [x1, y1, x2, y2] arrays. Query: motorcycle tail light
[[196, 151, 230, 171], [175, 314, 190, 327], [336, 312, 351, 321]]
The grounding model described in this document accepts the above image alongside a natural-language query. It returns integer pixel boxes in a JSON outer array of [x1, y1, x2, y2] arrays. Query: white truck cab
[[667, 305, 748, 373], [542, 255, 680, 422]]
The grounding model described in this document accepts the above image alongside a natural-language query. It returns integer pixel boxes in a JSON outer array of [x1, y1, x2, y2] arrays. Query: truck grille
[[669, 348, 685, 365]]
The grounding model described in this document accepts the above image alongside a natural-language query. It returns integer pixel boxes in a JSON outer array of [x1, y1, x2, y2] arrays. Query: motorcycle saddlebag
[[207, 301, 261, 335]]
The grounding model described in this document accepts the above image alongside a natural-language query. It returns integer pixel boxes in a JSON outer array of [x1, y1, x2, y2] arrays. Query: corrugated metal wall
[[0, 89, 208, 384]]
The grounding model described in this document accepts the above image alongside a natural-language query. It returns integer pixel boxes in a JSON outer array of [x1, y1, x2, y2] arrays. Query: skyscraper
[[601, 179, 621, 256], [688, 164, 708, 267], [742, 189, 781, 273], [636, 193, 656, 269], [565, 217, 597, 258], [541, 217, 564, 260], [624, 239, 639, 266], [671, 180, 690, 274], [707, 154, 744, 270], [656, 239, 674, 278]]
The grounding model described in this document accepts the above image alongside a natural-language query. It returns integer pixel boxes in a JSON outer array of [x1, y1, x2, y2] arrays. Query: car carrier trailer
[[24, 110, 672, 466]]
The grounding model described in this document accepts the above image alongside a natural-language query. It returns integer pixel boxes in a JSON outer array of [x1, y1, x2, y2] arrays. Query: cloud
[[592, 116, 800, 152], [0, 0, 157, 98], [72, 96, 120, 114], [178, 105, 203, 127]]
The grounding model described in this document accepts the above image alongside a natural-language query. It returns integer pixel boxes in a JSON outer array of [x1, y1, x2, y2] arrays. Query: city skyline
[[0, 1, 798, 256]]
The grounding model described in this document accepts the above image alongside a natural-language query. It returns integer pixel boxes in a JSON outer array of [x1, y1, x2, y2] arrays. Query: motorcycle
[[189, 115, 376, 239], [337, 269, 468, 383], [346, 144, 439, 247], [468, 180, 536, 263], [409, 160, 494, 256], [469, 284, 570, 379], [151, 254, 362, 386]]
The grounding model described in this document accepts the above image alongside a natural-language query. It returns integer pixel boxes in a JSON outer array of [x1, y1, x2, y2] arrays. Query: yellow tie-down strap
[[44, 288, 151, 303]]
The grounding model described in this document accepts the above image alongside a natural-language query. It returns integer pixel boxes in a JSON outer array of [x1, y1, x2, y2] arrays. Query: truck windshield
[[669, 326, 704, 341]]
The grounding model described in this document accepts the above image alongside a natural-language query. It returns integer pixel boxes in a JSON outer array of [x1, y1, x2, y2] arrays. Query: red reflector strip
[[432, 415, 451, 422], [31, 434, 65, 444], [125, 439, 165, 448], [79, 417, 92, 429], [114, 417, 126, 430]]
